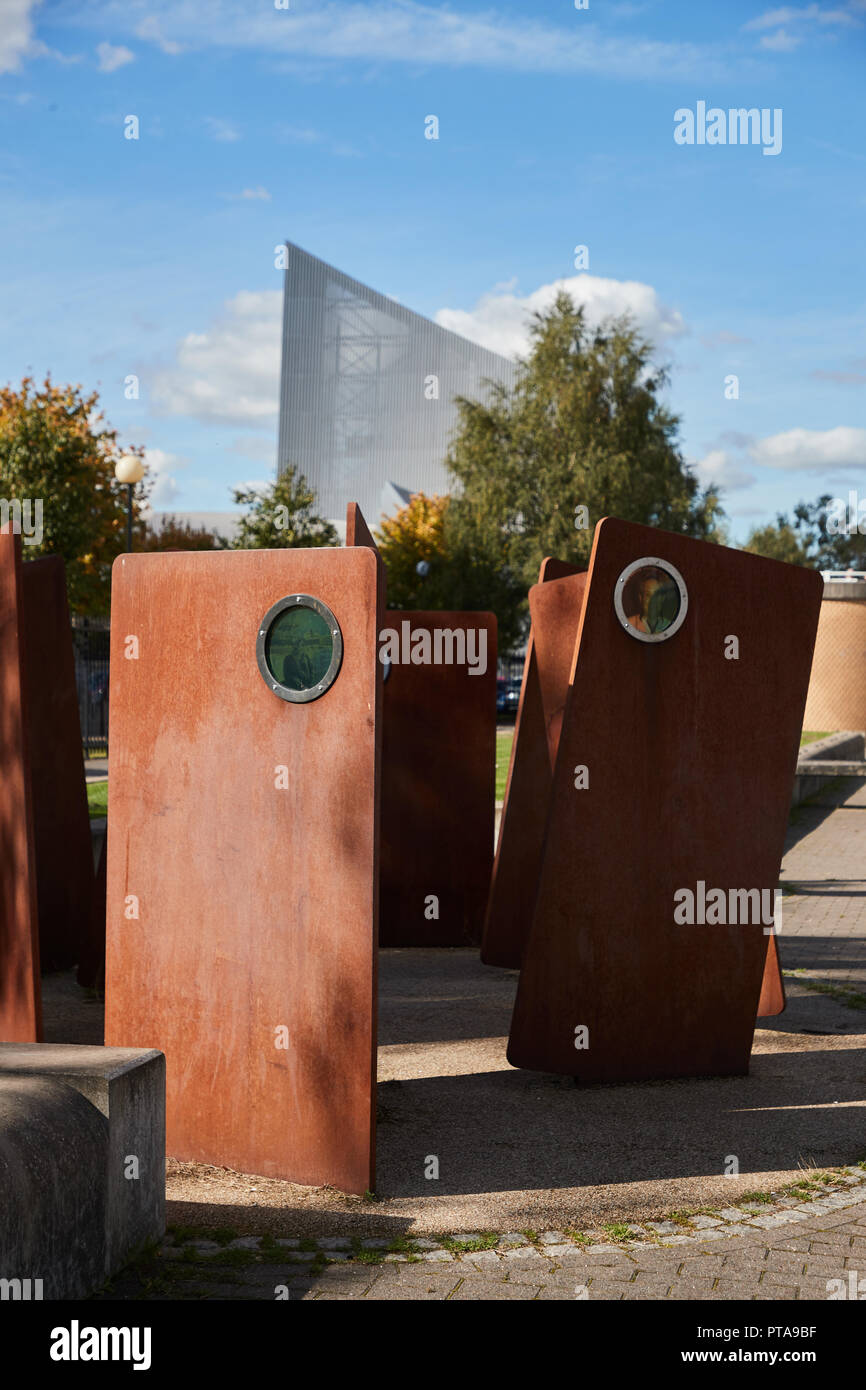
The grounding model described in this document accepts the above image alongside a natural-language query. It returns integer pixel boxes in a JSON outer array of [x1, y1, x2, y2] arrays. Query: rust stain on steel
[[481, 558, 581, 968], [380, 612, 497, 946], [0, 531, 42, 1041], [508, 517, 821, 1081], [20, 556, 94, 972], [104, 545, 381, 1193]]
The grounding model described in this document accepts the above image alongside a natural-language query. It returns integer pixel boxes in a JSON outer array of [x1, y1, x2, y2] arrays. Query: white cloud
[[151, 290, 281, 426], [143, 448, 184, 506], [744, 4, 862, 30], [93, 0, 733, 82], [205, 116, 240, 143], [749, 426, 866, 471], [230, 435, 277, 463], [759, 27, 802, 49], [96, 40, 134, 72], [435, 274, 687, 359], [0, 0, 41, 73], [691, 448, 756, 492], [134, 16, 184, 55]]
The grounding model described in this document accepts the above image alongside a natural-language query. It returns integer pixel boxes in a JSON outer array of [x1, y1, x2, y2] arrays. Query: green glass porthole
[[256, 595, 343, 703]]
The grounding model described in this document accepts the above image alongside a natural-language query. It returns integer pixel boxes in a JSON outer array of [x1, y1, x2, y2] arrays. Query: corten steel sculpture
[[380, 612, 497, 946], [507, 517, 820, 1081], [104, 541, 382, 1193], [0, 530, 42, 1041], [19, 556, 94, 973], [481, 558, 581, 968], [525, 564, 785, 1020], [345, 505, 498, 946]]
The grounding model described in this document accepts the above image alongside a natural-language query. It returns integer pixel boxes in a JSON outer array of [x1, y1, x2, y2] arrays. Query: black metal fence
[[71, 616, 111, 756]]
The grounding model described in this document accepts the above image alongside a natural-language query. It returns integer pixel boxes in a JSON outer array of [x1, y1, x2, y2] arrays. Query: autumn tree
[[375, 493, 451, 607], [231, 467, 337, 549], [0, 376, 147, 613]]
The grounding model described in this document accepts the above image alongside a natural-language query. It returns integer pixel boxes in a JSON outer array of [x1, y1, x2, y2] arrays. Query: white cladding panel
[[277, 242, 516, 523]]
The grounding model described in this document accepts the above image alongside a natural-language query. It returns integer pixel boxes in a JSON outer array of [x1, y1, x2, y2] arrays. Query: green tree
[[0, 376, 148, 613], [743, 495, 866, 571], [443, 293, 725, 646], [742, 518, 811, 566], [231, 467, 337, 549]]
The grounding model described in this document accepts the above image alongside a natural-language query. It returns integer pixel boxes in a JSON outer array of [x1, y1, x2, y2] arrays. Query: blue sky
[[1, 0, 864, 540]]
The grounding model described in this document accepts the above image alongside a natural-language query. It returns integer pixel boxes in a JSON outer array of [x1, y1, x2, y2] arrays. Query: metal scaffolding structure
[[277, 241, 516, 524]]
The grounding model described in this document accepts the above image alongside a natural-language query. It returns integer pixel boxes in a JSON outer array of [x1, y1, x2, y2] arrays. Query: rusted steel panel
[[529, 572, 589, 770], [481, 559, 581, 968], [508, 518, 821, 1081], [757, 934, 786, 1017], [380, 612, 497, 946], [346, 502, 378, 553], [104, 546, 381, 1193], [20, 556, 94, 972], [0, 531, 42, 1041]]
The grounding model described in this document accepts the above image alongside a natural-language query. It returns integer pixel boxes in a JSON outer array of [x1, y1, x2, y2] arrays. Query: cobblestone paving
[[99, 1169, 866, 1301]]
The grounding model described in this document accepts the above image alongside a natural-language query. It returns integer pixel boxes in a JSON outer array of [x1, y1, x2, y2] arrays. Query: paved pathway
[[99, 1180, 866, 1300], [93, 778, 866, 1301], [780, 776, 866, 989]]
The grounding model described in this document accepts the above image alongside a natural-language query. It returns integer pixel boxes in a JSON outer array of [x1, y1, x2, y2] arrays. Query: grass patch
[[783, 973, 866, 1011], [167, 1224, 240, 1247], [441, 1233, 498, 1253], [386, 1236, 420, 1255], [602, 1222, 635, 1242], [495, 730, 514, 801], [739, 1191, 775, 1205], [800, 731, 832, 746], [87, 780, 108, 819]]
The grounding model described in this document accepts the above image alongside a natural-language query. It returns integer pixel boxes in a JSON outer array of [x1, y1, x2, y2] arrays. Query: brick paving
[[780, 777, 866, 988]]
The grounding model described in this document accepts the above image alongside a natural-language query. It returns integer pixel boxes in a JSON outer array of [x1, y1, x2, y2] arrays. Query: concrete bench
[[0, 1044, 164, 1300]]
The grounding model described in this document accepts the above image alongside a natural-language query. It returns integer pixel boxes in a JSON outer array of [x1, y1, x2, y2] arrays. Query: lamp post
[[114, 455, 145, 552]]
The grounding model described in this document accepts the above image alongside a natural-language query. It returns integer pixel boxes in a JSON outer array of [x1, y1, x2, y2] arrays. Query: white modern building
[[277, 241, 517, 527]]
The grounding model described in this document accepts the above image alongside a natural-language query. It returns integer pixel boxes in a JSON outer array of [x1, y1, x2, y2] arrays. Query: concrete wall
[[0, 1045, 164, 1300]]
